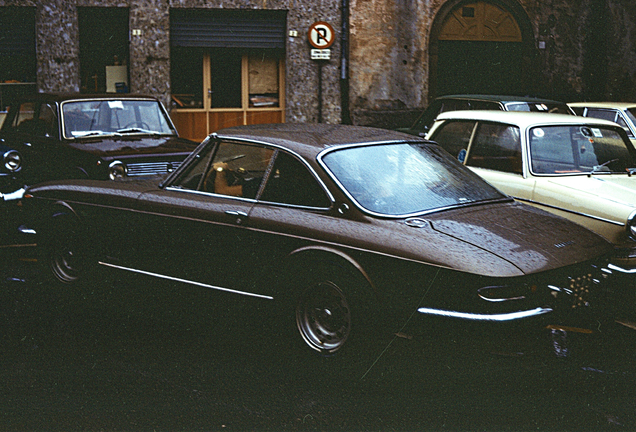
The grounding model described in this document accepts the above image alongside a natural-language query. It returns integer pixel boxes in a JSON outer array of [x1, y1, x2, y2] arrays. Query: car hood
[[541, 175, 636, 212], [65, 135, 197, 159], [378, 201, 612, 277]]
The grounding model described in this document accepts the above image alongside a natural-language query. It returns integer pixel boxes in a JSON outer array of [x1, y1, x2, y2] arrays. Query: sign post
[[308, 21, 335, 122]]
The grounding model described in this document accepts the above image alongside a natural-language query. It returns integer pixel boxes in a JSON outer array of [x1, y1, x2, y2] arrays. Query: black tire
[[286, 264, 385, 383], [296, 279, 353, 355], [41, 211, 90, 285]]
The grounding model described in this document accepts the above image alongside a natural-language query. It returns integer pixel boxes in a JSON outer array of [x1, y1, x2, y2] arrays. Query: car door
[[462, 121, 535, 201], [245, 149, 334, 293], [430, 119, 534, 201], [125, 138, 276, 298]]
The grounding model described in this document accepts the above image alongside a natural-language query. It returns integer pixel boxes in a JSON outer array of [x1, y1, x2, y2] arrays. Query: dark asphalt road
[[1, 244, 636, 431]]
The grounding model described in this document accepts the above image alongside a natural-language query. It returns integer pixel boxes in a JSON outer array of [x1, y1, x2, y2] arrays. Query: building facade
[[1, 0, 635, 141]]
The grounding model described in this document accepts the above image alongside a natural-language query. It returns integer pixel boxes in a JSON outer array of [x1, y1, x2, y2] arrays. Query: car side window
[[259, 151, 331, 208], [172, 141, 274, 199], [467, 122, 522, 174], [9, 102, 35, 133], [438, 99, 471, 113], [586, 109, 634, 138], [613, 113, 634, 138], [586, 108, 617, 123], [37, 103, 58, 138], [430, 120, 477, 162], [469, 101, 501, 110]]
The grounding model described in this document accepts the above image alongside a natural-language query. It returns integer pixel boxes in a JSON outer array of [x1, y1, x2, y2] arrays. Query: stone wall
[[1, 0, 345, 124], [349, 0, 636, 127], [3, 0, 636, 129]]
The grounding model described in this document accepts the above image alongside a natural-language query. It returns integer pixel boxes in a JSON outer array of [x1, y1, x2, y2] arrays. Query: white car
[[569, 102, 636, 146], [427, 110, 636, 274]]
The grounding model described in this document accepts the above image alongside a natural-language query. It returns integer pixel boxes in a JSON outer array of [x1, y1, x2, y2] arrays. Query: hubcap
[[50, 242, 81, 283], [296, 281, 352, 354]]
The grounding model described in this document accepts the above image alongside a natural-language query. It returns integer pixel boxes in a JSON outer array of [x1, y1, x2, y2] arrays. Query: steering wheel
[[121, 121, 151, 130], [203, 154, 247, 192]]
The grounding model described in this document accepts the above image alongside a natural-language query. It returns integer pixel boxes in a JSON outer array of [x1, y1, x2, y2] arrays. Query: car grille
[[126, 161, 182, 177], [566, 273, 596, 308]]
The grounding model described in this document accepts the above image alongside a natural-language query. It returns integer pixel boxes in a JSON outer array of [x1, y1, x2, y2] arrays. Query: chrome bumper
[[0, 187, 25, 202], [607, 263, 636, 274], [417, 306, 553, 322]]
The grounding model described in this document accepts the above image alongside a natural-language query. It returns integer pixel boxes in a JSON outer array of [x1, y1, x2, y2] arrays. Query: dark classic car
[[399, 94, 575, 137], [0, 92, 197, 203], [25, 124, 615, 361]]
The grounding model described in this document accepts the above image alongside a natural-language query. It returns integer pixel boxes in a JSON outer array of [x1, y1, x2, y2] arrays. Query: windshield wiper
[[590, 159, 620, 174], [116, 127, 160, 135], [73, 130, 109, 138]]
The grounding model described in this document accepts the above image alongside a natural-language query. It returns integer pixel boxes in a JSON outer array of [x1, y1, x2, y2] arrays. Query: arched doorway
[[429, 1, 535, 99]]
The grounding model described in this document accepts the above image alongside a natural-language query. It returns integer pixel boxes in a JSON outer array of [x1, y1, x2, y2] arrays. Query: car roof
[[15, 92, 159, 103], [568, 101, 636, 109], [437, 94, 568, 104], [214, 123, 427, 158], [434, 110, 621, 129]]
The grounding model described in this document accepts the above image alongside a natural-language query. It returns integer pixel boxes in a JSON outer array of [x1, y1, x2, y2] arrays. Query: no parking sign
[[308, 21, 335, 49]]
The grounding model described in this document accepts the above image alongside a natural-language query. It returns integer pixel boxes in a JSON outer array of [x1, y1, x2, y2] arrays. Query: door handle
[[225, 210, 248, 224]]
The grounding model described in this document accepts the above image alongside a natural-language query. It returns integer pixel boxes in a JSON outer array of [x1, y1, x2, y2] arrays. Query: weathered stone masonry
[[4, 0, 636, 130]]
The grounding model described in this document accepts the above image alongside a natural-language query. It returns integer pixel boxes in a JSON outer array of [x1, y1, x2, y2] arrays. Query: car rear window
[[321, 142, 506, 217]]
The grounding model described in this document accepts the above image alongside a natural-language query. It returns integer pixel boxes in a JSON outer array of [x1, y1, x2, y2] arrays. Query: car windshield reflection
[[321, 143, 507, 217], [528, 125, 636, 175], [61, 99, 176, 139]]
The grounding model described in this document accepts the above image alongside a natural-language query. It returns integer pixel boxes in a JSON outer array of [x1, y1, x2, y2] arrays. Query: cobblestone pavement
[[1, 243, 636, 431]]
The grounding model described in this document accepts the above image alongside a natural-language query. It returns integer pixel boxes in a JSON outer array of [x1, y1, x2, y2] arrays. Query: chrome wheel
[[49, 239, 82, 284], [296, 281, 352, 354]]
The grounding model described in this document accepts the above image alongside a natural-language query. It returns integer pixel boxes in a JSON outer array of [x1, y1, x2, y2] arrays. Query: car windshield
[[529, 125, 636, 175], [321, 142, 507, 216], [504, 102, 572, 114], [61, 99, 176, 139]]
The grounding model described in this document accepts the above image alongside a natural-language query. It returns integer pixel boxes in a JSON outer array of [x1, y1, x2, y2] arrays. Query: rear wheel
[[49, 233, 84, 284], [41, 211, 90, 286]]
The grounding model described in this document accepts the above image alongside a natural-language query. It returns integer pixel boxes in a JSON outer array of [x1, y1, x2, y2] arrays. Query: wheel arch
[[283, 245, 381, 303]]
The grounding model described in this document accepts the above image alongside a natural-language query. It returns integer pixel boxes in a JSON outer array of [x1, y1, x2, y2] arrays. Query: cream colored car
[[569, 102, 636, 147], [427, 110, 636, 273]]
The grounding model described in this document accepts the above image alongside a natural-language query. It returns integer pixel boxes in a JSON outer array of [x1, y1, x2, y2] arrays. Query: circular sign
[[308, 21, 335, 49]]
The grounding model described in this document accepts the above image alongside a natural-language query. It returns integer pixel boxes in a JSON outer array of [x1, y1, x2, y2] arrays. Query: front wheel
[[296, 280, 352, 355]]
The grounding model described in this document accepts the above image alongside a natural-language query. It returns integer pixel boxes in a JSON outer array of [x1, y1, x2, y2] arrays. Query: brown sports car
[[25, 124, 615, 359]]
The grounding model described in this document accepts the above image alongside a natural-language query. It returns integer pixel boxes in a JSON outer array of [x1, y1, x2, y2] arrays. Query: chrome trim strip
[[164, 186, 259, 204], [18, 225, 36, 235], [514, 197, 625, 227], [417, 306, 553, 321], [627, 209, 636, 241], [607, 263, 636, 274], [98, 261, 274, 300], [2, 187, 25, 201]]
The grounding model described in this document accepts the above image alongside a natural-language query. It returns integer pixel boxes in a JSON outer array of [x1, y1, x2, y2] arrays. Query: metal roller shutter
[[170, 9, 287, 49]]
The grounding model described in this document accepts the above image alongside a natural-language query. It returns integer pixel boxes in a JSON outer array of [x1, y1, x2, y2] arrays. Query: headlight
[[3, 150, 21, 172], [628, 210, 636, 241], [108, 160, 127, 180]]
